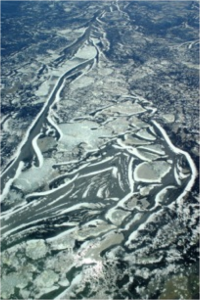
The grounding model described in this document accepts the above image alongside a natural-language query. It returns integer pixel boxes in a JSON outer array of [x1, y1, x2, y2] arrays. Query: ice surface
[[1, 1, 198, 299]]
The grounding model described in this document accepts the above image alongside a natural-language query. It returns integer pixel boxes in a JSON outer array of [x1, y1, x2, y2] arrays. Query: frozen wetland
[[1, 1, 199, 299]]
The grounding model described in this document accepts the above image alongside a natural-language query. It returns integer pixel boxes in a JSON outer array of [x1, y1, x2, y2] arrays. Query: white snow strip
[[145, 106, 157, 115], [46, 125, 54, 135], [0, 114, 9, 125], [82, 182, 93, 198], [137, 145, 165, 155], [25, 173, 79, 199], [47, 185, 75, 207], [47, 114, 63, 140], [1, 200, 31, 221], [89, 156, 113, 167], [117, 139, 151, 161], [135, 128, 156, 141], [32, 134, 44, 168], [1, 161, 25, 202], [55, 202, 92, 216], [97, 184, 106, 198], [154, 186, 176, 208], [79, 166, 114, 178], [90, 37, 106, 61], [120, 212, 142, 232], [152, 120, 197, 201], [1, 216, 48, 239], [128, 157, 135, 192], [117, 172, 125, 191], [188, 40, 199, 49], [112, 166, 118, 178], [174, 166, 182, 186], [53, 160, 79, 166]]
